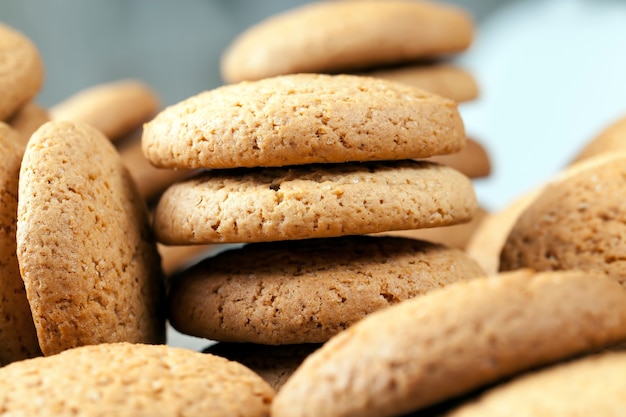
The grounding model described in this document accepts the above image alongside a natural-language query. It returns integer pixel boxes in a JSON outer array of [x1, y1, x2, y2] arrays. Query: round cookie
[[220, 0, 473, 83], [499, 152, 626, 287], [117, 133, 197, 203], [6, 101, 50, 143], [570, 113, 626, 164], [204, 342, 322, 391], [0, 123, 41, 365], [378, 206, 488, 250], [153, 160, 477, 244], [446, 352, 626, 417], [168, 235, 485, 344], [142, 73, 466, 170], [425, 137, 491, 179], [272, 269, 626, 417], [363, 64, 479, 103], [17, 120, 166, 356], [50, 79, 160, 141], [158, 242, 225, 277], [0, 23, 44, 121], [0, 342, 275, 416]]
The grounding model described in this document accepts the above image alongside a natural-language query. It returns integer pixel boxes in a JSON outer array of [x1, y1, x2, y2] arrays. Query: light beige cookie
[[153, 160, 477, 244], [570, 113, 626, 164], [0, 342, 275, 416], [0, 123, 41, 366], [6, 101, 50, 143], [446, 352, 626, 417], [378, 206, 487, 250], [220, 0, 473, 83], [425, 137, 491, 179], [142, 73, 466, 169], [50, 79, 160, 141], [204, 342, 322, 391], [0, 23, 44, 121], [500, 152, 626, 287], [272, 269, 626, 417], [158, 242, 224, 277], [364, 64, 479, 103], [17, 120, 166, 356], [117, 133, 197, 203], [169, 235, 485, 344]]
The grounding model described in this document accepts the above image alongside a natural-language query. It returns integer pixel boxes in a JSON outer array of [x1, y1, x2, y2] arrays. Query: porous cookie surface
[[205, 342, 322, 391], [272, 270, 626, 417], [17, 121, 165, 356], [50, 79, 160, 141], [446, 352, 626, 417], [153, 160, 477, 244], [220, 0, 473, 83], [169, 236, 485, 344], [0, 23, 44, 121], [364, 64, 479, 103], [570, 113, 626, 164], [0, 342, 275, 416], [500, 152, 626, 287], [142, 73, 466, 169], [0, 123, 41, 365]]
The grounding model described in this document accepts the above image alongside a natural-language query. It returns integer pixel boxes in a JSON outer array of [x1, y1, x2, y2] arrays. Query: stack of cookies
[[142, 70, 489, 388], [220, 0, 492, 193]]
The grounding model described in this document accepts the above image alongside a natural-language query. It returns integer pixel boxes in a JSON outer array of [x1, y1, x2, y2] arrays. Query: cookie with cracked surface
[[17, 120, 165, 356], [570, 113, 626, 164], [363, 64, 479, 103], [153, 160, 477, 244], [6, 101, 49, 143], [446, 352, 626, 417], [272, 269, 626, 417], [499, 152, 626, 287], [0, 342, 275, 416], [0, 23, 44, 121], [220, 0, 473, 83], [0, 123, 41, 366], [142, 73, 466, 170], [204, 342, 322, 391], [168, 235, 485, 344], [50, 79, 160, 142]]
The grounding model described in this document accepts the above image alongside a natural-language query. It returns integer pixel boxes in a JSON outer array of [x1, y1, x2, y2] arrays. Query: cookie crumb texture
[[154, 160, 476, 244], [0, 343, 275, 416], [16, 121, 165, 356], [169, 236, 485, 344], [142, 73, 465, 169], [272, 270, 626, 417], [500, 153, 626, 287]]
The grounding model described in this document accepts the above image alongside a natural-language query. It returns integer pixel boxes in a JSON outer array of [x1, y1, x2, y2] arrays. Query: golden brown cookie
[[0, 23, 44, 121], [169, 235, 485, 344], [117, 133, 197, 203], [446, 352, 626, 417], [378, 206, 488, 250], [204, 342, 321, 391], [142, 73, 466, 170], [0, 342, 275, 416], [6, 101, 50, 143], [500, 152, 626, 287], [50, 79, 160, 141], [425, 137, 491, 179], [220, 0, 473, 83], [0, 123, 41, 365], [153, 160, 477, 244], [570, 113, 626, 164], [272, 270, 626, 417], [17, 120, 166, 356], [363, 64, 479, 103]]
